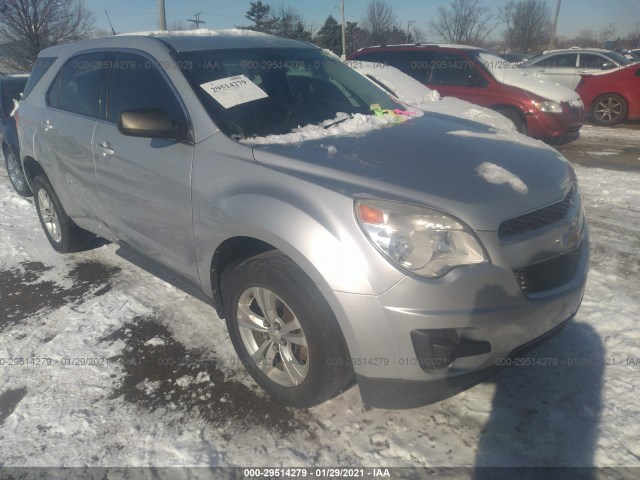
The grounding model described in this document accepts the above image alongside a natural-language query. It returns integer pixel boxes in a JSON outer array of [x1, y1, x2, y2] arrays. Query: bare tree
[[429, 0, 497, 46], [273, 5, 312, 41], [500, 0, 552, 53], [361, 0, 398, 46], [0, 0, 94, 70], [571, 29, 599, 48]]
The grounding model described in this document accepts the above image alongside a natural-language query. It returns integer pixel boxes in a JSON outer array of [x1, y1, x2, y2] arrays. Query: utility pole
[[548, 0, 561, 51], [340, 0, 346, 60], [158, 0, 167, 30], [406, 20, 415, 43], [188, 13, 206, 29]]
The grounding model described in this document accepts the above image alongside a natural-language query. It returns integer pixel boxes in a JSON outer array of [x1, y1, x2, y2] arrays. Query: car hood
[[251, 113, 573, 231], [494, 67, 580, 103]]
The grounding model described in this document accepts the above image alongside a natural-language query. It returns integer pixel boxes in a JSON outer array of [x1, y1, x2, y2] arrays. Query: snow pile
[[476, 162, 529, 194], [447, 128, 555, 150], [350, 61, 516, 132], [121, 28, 269, 37], [350, 61, 442, 106]]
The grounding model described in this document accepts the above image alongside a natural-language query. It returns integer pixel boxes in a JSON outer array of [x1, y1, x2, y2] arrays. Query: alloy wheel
[[236, 286, 309, 387]]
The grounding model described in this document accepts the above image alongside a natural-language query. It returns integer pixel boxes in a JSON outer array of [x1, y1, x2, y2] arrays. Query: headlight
[[533, 100, 563, 113], [355, 199, 488, 278]]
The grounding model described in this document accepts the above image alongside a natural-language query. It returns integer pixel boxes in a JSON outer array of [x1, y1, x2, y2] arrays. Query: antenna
[[105, 10, 117, 35], [188, 13, 206, 29]]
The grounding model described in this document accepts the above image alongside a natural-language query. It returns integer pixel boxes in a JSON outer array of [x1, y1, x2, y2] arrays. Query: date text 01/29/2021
[[243, 468, 391, 477]]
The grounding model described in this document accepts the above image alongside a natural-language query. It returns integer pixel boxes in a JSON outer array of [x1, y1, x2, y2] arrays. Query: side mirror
[[467, 71, 486, 87], [635, 68, 640, 77], [118, 109, 188, 142], [600, 62, 616, 70]]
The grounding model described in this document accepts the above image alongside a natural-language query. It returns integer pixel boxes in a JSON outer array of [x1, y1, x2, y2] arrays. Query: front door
[[93, 51, 197, 281], [427, 51, 485, 105]]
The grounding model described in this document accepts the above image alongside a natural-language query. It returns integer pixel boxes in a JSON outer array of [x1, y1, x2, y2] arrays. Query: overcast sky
[[87, 0, 640, 40]]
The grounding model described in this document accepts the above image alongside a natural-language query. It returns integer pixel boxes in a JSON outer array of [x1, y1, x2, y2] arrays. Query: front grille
[[514, 245, 583, 295], [499, 185, 577, 240]]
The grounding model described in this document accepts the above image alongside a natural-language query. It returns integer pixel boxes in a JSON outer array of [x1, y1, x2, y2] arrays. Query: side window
[[430, 52, 479, 86], [354, 51, 437, 83], [537, 54, 577, 68], [107, 53, 185, 125], [51, 52, 107, 117], [579, 54, 607, 68]]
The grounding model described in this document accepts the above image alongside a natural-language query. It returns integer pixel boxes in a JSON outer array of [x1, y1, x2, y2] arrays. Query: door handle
[[40, 120, 53, 131], [96, 141, 114, 156]]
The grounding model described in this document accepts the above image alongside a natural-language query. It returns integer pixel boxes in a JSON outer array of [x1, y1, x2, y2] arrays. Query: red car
[[349, 44, 585, 140], [576, 64, 640, 126]]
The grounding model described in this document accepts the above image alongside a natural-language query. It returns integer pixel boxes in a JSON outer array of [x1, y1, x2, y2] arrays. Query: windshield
[[175, 47, 401, 139], [468, 51, 517, 74], [604, 50, 632, 66]]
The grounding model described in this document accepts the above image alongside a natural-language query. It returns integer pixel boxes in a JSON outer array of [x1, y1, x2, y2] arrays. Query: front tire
[[222, 251, 354, 408], [494, 107, 528, 135], [590, 94, 627, 126], [33, 175, 93, 253], [4, 147, 31, 197]]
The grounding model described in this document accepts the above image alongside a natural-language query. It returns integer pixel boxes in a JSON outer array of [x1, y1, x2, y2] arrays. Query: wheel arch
[[209, 236, 276, 317], [489, 104, 528, 132], [21, 155, 48, 189]]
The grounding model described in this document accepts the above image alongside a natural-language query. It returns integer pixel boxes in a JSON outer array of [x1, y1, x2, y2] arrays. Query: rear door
[[93, 51, 197, 280], [531, 53, 577, 89], [35, 51, 107, 232], [577, 53, 616, 86]]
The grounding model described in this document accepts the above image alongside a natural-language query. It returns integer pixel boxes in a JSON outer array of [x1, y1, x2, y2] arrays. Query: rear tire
[[33, 175, 93, 253], [222, 251, 354, 408], [590, 94, 627, 126], [494, 107, 528, 135], [4, 146, 31, 197]]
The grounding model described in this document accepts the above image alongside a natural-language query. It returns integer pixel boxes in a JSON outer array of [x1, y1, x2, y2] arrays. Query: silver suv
[[17, 32, 589, 409]]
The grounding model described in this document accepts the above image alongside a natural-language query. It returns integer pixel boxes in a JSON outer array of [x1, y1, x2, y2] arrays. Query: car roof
[[38, 29, 315, 58], [542, 48, 614, 55], [356, 43, 484, 52]]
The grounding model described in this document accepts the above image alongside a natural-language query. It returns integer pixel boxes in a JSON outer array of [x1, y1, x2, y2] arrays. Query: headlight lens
[[355, 199, 488, 278], [533, 100, 563, 113]]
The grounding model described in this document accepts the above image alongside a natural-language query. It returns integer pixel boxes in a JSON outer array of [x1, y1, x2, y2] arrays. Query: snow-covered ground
[[1, 127, 639, 470]]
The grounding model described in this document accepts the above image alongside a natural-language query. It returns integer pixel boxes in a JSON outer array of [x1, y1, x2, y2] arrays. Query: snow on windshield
[[242, 112, 404, 145]]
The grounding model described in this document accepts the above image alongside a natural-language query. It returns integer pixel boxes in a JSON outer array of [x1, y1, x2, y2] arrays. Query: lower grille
[[514, 245, 583, 295]]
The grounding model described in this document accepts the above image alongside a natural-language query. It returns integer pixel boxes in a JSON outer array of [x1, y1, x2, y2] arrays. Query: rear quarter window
[[22, 57, 57, 99]]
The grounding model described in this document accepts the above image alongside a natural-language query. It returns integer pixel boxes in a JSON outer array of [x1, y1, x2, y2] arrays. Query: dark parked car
[[1, 75, 30, 196], [576, 63, 640, 125], [350, 44, 584, 139]]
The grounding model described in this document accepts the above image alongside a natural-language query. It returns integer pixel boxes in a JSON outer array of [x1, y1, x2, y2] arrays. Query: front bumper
[[320, 229, 589, 409], [526, 105, 585, 138]]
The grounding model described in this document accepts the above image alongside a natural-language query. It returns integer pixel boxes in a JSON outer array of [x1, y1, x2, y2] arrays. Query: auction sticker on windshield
[[200, 75, 268, 108]]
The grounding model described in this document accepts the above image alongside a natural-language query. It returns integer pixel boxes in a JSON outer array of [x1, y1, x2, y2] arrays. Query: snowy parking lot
[[1, 125, 639, 471]]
